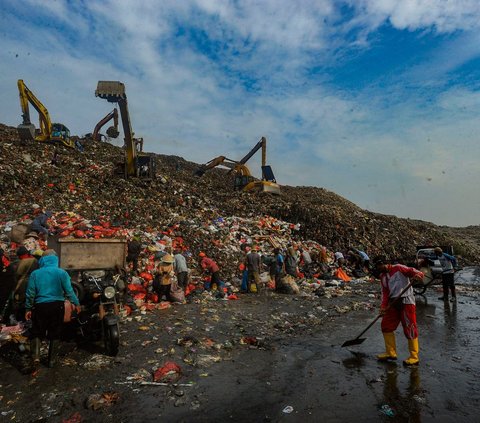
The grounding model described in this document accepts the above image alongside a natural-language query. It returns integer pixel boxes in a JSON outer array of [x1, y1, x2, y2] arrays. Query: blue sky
[[1, 0, 479, 226]]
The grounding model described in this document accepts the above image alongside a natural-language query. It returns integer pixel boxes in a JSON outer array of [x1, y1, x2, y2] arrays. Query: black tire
[[104, 323, 120, 356], [413, 284, 426, 295], [71, 281, 85, 302]]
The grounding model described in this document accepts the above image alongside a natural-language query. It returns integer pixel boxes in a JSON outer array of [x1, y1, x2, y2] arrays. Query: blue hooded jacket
[[25, 255, 79, 310]]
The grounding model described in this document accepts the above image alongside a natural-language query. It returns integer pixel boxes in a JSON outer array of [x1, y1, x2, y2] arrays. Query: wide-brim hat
[[161, 254, 174, 264]]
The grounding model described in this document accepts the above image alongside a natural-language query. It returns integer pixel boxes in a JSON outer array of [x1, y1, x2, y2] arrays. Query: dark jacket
[[31, 211, 52, 233], [246, 252, 261, 273], [14, 256, 38, 303]]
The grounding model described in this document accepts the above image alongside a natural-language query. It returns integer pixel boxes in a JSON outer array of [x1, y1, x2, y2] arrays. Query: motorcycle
[[71, 270, 122, 356]]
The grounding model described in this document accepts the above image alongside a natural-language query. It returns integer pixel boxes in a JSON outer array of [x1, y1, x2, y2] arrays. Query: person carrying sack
[[12, 246, 39, 321]]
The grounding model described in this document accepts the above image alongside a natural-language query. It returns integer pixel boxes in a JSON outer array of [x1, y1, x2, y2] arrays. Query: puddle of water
[[455, 266, 480, 285]]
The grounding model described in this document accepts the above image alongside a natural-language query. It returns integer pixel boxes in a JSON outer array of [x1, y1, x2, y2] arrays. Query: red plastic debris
[[153, 362, 182, 383], [133, 293, 146, 300], [62, 412, 83, 423], [241, 336, 259, 346], [127, 284, 146, 293], [147, 293, 159, 303], [139, 272, 153, 281]]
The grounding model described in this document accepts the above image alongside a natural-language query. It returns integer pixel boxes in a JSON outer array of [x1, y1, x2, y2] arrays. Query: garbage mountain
[[0, 123, 478, 270]]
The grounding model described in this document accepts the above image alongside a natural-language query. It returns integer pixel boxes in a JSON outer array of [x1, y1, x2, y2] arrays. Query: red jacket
[[201, 257, 219, 273], [380, 264, 423, 307], [1, 255, 10, 268]]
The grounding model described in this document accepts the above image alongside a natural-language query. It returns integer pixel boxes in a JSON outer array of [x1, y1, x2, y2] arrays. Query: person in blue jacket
[[25, 250, 80, 367]]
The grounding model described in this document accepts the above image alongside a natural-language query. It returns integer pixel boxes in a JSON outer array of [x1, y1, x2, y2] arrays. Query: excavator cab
[[234, 175, 254, 191], [51, 123, 70, 141], [137, 155, 156, 179]]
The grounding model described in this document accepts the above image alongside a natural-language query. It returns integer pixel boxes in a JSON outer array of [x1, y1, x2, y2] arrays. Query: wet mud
[[1, 275, 479, 422]]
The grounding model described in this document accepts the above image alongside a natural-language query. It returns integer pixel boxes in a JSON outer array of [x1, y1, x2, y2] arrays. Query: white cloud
[[352, 0, 480, 33]]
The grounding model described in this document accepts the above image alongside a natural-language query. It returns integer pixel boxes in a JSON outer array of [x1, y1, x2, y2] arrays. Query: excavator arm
[[95, 81, 137, 176], [236, 136, 277, 183], [194, 136, 279, 193], [17, 79, 52, 141], [95, 81, 155, 179], [92, 108, 120, 141], [194, 156, 242, 177], [238, 136, 267, 166]]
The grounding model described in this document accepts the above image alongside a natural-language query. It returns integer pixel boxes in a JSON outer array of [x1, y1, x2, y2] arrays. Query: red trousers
[[381, 302, 418, 339]]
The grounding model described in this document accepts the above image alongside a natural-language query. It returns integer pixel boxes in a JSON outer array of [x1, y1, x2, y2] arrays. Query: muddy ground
[[1, 270, 479, 423]]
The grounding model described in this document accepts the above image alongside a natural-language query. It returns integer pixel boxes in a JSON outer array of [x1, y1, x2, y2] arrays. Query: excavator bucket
[[17, 123, 36, 140], [106, 126, 120, 138], [95, 81, 126, 102], [243, 180, 281, 195], [261, 182, 281, 195]]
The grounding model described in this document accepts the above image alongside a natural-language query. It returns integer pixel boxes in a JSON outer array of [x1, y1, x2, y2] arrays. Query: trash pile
[[0, 122, 479, 266]]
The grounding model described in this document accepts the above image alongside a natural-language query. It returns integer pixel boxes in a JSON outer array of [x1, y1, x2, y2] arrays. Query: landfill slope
[[0, 123, 478, 264]]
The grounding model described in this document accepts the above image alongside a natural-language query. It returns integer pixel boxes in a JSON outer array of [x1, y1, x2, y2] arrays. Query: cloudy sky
[[1, 0, 479, 226]]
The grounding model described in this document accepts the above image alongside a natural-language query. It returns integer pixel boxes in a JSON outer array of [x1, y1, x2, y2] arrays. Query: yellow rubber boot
[[403, 338, 419, 366], [377, 332, 397, 361]]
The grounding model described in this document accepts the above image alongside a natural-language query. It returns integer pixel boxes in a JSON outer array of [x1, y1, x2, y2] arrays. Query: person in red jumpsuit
[[373, 256, 424, 366]]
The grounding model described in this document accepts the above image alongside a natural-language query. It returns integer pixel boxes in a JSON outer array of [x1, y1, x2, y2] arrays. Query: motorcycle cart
[[49, 236, 127, 356]]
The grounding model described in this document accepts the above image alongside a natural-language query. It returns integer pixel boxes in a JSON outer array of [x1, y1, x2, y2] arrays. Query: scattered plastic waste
[[85, 392, 119, 410], [153, 361, 182, 383], [378, 404, 395, 417], [283, 406, 294, 414], [412, 394, 427, 404]]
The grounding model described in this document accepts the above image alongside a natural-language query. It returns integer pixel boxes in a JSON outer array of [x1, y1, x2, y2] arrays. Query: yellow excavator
[[195, 137, 281, 194], [95, 81, 155, 179], [17, 79, 76, 149], [91, 108, 120, 141]]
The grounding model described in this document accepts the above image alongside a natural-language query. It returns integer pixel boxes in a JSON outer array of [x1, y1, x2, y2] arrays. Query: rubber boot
[[30, 338, 41, 364], [377, 332, 397, 361], [403, 338, 419, 366], [47, 340, 57, 368]]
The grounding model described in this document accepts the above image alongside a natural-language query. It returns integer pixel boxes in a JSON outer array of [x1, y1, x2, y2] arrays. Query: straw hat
[[161, 254, 174, 264]]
